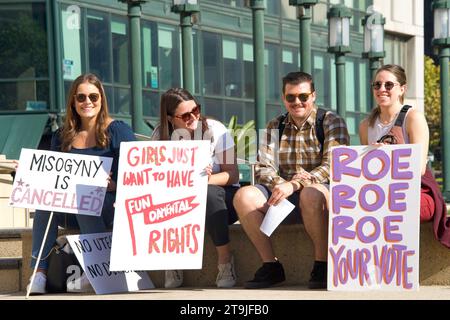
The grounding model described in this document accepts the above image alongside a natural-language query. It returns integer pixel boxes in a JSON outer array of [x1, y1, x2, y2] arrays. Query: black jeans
[[205, 185, 239, 247]]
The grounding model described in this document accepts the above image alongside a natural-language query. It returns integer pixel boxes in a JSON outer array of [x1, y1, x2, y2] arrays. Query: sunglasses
[[285, 92, 313, 103], [371, 81, 400, 91], [174, 105, 201, 122], [75, 93, 100, 103]]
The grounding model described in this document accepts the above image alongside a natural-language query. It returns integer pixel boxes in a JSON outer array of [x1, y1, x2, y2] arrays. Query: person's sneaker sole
[[308, 281, 327, 289], [244, 278, 285, 289]]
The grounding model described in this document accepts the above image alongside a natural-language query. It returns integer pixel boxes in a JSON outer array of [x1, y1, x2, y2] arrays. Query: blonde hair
[[367, 64, 407, 127], [60, 73, 112, 151]]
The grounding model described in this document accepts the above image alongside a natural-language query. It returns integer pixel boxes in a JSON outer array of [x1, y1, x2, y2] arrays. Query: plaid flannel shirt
[[255, 106, 350, 190]]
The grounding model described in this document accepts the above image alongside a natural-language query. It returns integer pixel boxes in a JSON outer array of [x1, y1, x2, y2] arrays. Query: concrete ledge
[[0, 228, 29, 239], [0, 258, 22, 293], [20, 223, 450, 291], [0, 257, 21, 270]]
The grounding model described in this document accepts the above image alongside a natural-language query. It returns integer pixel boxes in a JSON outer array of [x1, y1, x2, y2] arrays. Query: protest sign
[[9, 149, 112, 216], [328, 144, 421, 291], [110, 140, 210, 271], [67, 232, 154, 294]]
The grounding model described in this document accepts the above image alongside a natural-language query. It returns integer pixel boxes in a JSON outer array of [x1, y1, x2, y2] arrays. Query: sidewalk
[[2, 285, 449, 300]]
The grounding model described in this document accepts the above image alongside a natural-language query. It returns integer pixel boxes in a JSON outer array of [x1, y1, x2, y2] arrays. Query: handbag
[[45, 239, 81, 293]]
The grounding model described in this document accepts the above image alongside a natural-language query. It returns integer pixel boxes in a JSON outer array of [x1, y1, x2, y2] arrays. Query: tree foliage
[[424, 56, 441, 168]]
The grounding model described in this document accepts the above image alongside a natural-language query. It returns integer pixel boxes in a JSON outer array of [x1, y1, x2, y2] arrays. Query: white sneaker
[[216, 256, 237, 288], [164, 270, 183, 288], [67, 272, 94, 293], [27, 272, 47, 295]]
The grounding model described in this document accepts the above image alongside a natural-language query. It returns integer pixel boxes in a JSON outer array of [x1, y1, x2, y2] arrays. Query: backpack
[[376, 105, 411, 145], [46, 237, 81, 293], [277, 107, 327, 153]]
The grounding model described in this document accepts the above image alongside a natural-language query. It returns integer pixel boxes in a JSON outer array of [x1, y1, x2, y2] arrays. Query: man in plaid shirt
[[233, 71, 349, 289]]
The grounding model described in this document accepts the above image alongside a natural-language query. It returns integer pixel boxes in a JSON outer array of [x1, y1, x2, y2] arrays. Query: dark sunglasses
[[75, 93, 100, 103], [377, 134, 397, 145], [285, 92, 313, 103], [372, 81, 399, 91], [174, 105, 201, 122]]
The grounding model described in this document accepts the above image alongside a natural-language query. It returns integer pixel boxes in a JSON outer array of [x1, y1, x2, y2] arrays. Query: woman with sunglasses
[[151, 87, 239, 288], [27, 73, 136, 294], [359, 64, 436, 224]]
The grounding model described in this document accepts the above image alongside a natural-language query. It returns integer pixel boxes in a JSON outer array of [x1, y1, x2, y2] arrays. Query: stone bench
[[19, 222, 450, 291]]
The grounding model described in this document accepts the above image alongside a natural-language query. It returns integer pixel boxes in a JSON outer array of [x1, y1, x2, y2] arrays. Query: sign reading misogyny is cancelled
[[328, 144, 421, 291], [9, 148, 112, 216]]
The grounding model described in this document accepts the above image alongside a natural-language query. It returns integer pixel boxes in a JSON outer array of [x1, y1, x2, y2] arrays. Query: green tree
[[424, 56, 441, 169]]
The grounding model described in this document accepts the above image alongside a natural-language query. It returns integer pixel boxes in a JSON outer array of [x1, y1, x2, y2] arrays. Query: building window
[[312, 53, 330, 108], [112, 17, 130, 85], [266, 1, 280, 16], [243, 42, 254, 99], [87, 10, 111, 83], [384, 33, 408, 68], [202, 31, 222, 96], [265, 43, 280, 103], [312, 2, 328, 26], [223, 37, 242, 97], [282, 47, 300, 78], [158, 24, 181, 90], [0, 2, 49, 111], [142, 21, 158, 90]]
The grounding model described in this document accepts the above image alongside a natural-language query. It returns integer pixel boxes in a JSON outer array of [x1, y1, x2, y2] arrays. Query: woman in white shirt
[[151, 87, 240, 288]]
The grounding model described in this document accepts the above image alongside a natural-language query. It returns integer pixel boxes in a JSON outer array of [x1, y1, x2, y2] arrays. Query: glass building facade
[[0, 0, 411, 143]]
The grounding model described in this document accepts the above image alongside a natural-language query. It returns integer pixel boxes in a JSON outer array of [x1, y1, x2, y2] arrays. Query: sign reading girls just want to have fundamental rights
[[110, 140, 210, 271], [9, 149, 112, 216], [328, 144, 421, 291]]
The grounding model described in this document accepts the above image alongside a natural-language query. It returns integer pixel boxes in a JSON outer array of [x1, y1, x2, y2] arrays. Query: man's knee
[[300, 185, 328, 212], [233, 185, 265, 216]]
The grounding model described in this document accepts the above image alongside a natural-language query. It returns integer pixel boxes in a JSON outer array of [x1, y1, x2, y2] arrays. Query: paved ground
[[2, 285, 449, 300]]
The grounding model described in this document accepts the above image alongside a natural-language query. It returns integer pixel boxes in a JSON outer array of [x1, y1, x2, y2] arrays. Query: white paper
[[260, 199, 295, 237]]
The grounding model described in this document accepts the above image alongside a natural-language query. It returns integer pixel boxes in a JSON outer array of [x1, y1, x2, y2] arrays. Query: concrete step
[[17, 222, 450, 292], [0, 228, 26, 258], [0, 257, 22, 293]]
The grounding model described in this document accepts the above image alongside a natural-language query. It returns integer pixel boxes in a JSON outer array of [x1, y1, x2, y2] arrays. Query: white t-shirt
[[150, 118, 235, 174]]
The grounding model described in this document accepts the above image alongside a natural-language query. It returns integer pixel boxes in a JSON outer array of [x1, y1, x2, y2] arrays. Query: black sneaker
[[244, 260, 285, 289], [308, 261, 327, 289]]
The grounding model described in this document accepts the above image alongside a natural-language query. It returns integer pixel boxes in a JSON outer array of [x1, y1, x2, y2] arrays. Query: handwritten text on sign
[[67, 232, 154, 295], [328, 145, 421, 291], [110, 141, 210, 271], [9, 149, 112, 216]]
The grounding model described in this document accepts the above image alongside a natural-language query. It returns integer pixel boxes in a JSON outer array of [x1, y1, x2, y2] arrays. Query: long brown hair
[[158, 87, 208, 141], [368, 64, 407, 127], [61, 73, 112, 151]]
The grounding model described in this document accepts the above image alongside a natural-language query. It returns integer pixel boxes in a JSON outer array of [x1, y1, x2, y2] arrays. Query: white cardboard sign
[[328, 144, 421, 291], [67, 232, 154, 295], [110, 140, 210, 271], [9, 148, 112, 216]]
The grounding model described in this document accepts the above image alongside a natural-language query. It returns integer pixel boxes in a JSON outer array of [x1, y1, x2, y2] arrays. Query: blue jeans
[[30, 192, 115, 270]]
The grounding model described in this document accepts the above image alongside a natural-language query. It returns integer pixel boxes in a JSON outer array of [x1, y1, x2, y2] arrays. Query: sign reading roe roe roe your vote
[[328, 144, 421, 291], [9, 148, 112, 216], [110, 140, 210, 271]]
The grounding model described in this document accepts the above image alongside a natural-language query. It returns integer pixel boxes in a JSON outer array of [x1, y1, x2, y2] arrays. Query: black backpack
[[277, 107, 327, 153]]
